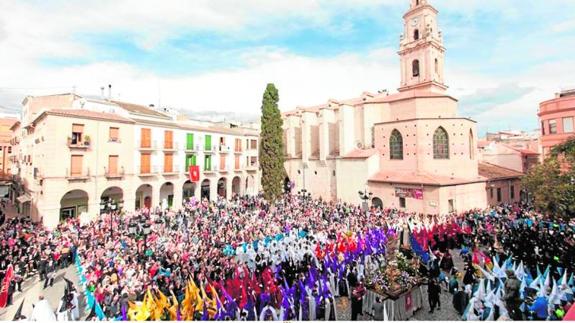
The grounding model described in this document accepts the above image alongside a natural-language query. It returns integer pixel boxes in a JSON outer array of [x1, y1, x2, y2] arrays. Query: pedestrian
[[350, 281, 366, 320], [502, 270, 521, 320], [428, 278, 441, 313]]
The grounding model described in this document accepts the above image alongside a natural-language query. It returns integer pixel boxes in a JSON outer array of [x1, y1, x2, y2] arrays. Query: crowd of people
[[0, 193, 574, 321]]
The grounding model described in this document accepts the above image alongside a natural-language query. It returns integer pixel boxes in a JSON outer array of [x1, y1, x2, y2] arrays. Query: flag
[[189, 165, 200, 182], [0, 265, 14, 308], [12, 298, 25, 321]]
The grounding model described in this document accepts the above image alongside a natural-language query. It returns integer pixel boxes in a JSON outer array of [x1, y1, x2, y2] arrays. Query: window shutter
[[187, 133, 194, 149], [164, 153, 173, 172], [141, 128, 151, 147], [109, 155, 118, 174], [165, 130, 173, 148], [109, 127, 119, 141], [191, 155, 196, 166], [205, 135, 212, 150], [141, 153, 151, 173], [220, 155, 226, 169], [72, 124, 84, 133], [71, 155, 83, 175]]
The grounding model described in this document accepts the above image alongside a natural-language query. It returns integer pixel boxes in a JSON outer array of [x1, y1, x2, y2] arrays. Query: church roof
[[364, 89, 457, 104], [478, 162, 524, 180], [341, 148, 381, 159]]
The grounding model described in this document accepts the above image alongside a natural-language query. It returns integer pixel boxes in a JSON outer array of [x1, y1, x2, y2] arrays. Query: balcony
[[185, 144, 198, 153], [138, 140, 157, 150], [246, 163, 258, 172], [162, 164, 180, 176], [104, 166, 125, 179], [67, 137, 90, 149], [66, 168, 90, 181], [163, 141, 178, 151], [203, 167, 216, 174], [218, 145, 231, 154], [138, 165, 158, 177], [204, 146, 216, 154]]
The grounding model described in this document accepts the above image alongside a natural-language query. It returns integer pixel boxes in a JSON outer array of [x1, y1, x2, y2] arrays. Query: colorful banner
[[395, 187, 423, 200], [189, 165, 200, 182], [0, 265, 14, 308]]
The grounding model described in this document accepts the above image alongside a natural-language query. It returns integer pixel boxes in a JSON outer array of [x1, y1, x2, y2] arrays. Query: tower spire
[[398, 0, 447, 93]]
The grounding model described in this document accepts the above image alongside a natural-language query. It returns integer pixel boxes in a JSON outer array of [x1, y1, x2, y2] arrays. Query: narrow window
[[412, 60, 420, 77], [563, 117, 573, 133], [414, 29, 419, 40], [433, 127, 449, 159], [389, 129, 404, 160], [549, 120, 557, 134]]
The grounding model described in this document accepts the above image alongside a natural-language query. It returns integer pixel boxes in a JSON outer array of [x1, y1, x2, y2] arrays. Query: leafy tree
[[522, 136, 575, 219], [259, 83, 285, 201]]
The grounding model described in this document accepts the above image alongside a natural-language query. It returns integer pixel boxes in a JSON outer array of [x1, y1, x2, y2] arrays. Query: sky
[[1, 0, 574, 134]]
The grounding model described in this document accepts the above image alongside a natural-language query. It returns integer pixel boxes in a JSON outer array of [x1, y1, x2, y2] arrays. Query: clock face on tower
[[411, 17, 419, 27]]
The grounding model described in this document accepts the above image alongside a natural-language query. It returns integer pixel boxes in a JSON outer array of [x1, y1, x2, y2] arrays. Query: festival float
[[363, 233, 425, 320]]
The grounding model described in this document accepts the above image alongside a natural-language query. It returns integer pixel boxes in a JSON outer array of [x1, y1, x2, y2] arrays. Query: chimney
[[100, 86, 105, 99], [108, 84, 112, 100]]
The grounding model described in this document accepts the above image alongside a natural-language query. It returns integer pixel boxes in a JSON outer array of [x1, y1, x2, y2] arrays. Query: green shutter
[[186, 133, 194, 150], [191, 155, 197, 166], [205, 135, 211, 150], [185, 155, 189, 169]]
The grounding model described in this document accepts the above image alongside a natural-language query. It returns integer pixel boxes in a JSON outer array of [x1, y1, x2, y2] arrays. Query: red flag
[[189, 165, 200, 182], [0, 265, 14, 308]]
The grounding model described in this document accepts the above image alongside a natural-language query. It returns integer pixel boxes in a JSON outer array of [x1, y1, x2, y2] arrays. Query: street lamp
[[358, 189, 373, 215]]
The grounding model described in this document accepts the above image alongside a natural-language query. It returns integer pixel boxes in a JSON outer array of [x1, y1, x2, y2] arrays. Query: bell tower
[[398, 0, 447, 93]]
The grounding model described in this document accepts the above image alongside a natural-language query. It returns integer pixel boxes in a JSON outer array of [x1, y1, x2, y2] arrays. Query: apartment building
[[10, 94, 260, 228]]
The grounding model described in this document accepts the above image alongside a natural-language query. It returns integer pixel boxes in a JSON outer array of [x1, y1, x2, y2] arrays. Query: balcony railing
[[162, 164, 180, 175], [104, 166, 125, 179], [138, 140, 157, 150], [138, 165, 159, 176], [219, 145, 230, 153], [185, 144, 198, 152], [67, 137, 90, 149], [66, 168, 91, 180], [163, 141, 178, 151]]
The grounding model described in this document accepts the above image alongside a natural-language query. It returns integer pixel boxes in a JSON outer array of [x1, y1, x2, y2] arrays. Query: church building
[[282, 0, 522, 214]]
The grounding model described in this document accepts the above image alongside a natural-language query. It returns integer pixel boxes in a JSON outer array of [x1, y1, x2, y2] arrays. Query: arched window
[[412, 60, 420, 77], [414, 29, 419, 40], [416, 0, 420, 5], [433, 127, 449, 159], [469, 129, 475, 160], [389, 129, 403, 160]]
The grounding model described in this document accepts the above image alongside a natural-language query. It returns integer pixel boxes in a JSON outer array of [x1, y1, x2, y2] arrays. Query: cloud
[[0, 0, 574, 137]]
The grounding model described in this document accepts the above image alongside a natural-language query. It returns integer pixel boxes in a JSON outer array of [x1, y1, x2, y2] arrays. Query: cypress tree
[[259, 83, 285, 201]]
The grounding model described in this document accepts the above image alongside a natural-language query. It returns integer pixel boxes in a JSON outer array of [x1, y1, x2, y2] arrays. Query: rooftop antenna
[[100, 86, 105, 99], [108, 84, 112, 100]]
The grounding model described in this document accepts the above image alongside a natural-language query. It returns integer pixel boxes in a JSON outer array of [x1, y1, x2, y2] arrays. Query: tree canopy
[[258, 83, 286, 202]]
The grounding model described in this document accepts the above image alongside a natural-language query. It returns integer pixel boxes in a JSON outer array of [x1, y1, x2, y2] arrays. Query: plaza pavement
[[0, 265, 84, 320]]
